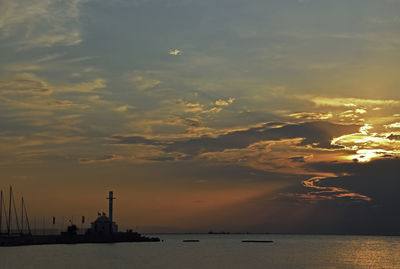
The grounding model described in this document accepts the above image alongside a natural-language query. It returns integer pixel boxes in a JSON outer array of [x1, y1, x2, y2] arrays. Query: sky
[[1, 0, 400, 234]]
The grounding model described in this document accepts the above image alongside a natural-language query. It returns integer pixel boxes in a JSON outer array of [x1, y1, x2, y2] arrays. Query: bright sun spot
[[332, 124, 400, 162], [347, 149, 390, 162]]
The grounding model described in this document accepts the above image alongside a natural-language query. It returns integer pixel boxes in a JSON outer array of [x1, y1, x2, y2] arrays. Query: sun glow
[[347, 149, 391, 163], [332, 124, 400, 162]]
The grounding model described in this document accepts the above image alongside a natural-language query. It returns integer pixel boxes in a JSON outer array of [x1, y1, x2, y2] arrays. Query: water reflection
[[334, 237, 400, 268], [1, 235, 400, 269]]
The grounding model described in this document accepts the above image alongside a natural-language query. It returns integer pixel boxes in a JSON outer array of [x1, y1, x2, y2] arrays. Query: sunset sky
[[1, 0, 400, 234]]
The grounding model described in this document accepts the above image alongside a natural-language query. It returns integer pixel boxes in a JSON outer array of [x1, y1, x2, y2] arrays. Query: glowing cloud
[[300, 176, 371, 201], [290, 112, 333, 120], [215, 98, 235, 106], [311, 97, 400, 107], [169, 49, 182, 55], [114, 105, 134, 112], [331, 124, 400, 162], [385, 122, 400, 129]]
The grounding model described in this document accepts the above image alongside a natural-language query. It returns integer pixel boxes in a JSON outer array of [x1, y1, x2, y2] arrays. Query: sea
[[1, 234, 400, 269]]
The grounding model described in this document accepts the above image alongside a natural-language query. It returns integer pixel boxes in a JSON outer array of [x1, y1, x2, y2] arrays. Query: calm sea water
[[1, 234, 400, 268]]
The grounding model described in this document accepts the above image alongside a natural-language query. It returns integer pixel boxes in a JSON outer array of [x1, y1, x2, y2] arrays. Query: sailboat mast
[[21, 197, 24, 234], [8, 186, 12, 235], [1, 191, 9, 234], [0, 190, 2, 234], [12, 189, 21, 233], [23, 199, 31, 235]]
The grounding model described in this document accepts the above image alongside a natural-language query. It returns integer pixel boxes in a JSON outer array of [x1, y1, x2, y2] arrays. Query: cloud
[[310, 97, 400, 107], [2, 54, 65, 73], [355, 108, 367, 114], [111, 135, 164, 146], [289, 156, 307, 163], [3, 65, 42, 72], [215, 98, 235, 106], [198, 138, 322, 176], [20, 31, 82, 48], [35, 53, 65, 63], [385, 122, 400, 129], [181, 100, 222, 114], [331, 124, 400, 162], [114, 105, 135, 112], [80, 144, 189, 164], [0, 132, 84, 151], [58, 78, 107, 93], [129, 72, 161, 91], [299, 176, 371, 202], [0, 73, 88, 111], [0, 0, 84, 48], [111, 121, 361, 157], [303, 158, 400, 204], [169, 49, 182, 55], [79, 154, 124, 164], [249, 157, 400, 234], [0, 73, 53, 95], [387, 134, 400, 140], [290, 112, 333, 120]]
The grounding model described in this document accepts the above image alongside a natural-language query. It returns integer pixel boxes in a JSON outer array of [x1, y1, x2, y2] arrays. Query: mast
[[107, 191, 115, 233], [1, 190, 9, 234], [0, 190, 2, 234], [21, 197, 24, 234], [8, 186, 12, 235], [23, 198, 31, 235], [107, 191, 115, 223], [12, 188, 20, 233]]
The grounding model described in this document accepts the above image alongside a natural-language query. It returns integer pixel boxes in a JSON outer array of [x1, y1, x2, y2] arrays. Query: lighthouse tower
[[90, 191, 118, 235], [107, 191, 115, 224]]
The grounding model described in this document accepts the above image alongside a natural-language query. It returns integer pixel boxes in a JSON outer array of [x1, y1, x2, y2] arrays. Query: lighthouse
[[107, 191, 115, 224], [90, 191, 118, 235]]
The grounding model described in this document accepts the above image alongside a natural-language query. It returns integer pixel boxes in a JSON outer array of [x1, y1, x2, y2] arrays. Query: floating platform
[[182, 239, 199, 242], [241, 240, 273, 243]]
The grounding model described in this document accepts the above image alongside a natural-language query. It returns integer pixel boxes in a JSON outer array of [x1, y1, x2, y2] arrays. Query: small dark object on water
[[183, 240, 199, 242], [242, 240, 273, 243]]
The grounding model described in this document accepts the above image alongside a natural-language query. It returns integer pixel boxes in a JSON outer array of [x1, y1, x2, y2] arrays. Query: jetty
[[0, 187, 159, 247]]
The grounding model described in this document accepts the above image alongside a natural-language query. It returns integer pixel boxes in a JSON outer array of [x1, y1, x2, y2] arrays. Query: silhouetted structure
[[0, 189, 159, 246], [88, 191, 118, 235], [0, 186, 31, 236], [90, 214, 118, 235]]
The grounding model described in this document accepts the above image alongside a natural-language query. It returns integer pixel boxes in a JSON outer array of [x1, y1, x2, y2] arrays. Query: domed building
[[88, 191, 118, 235], [91, 214, 118, 235]]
